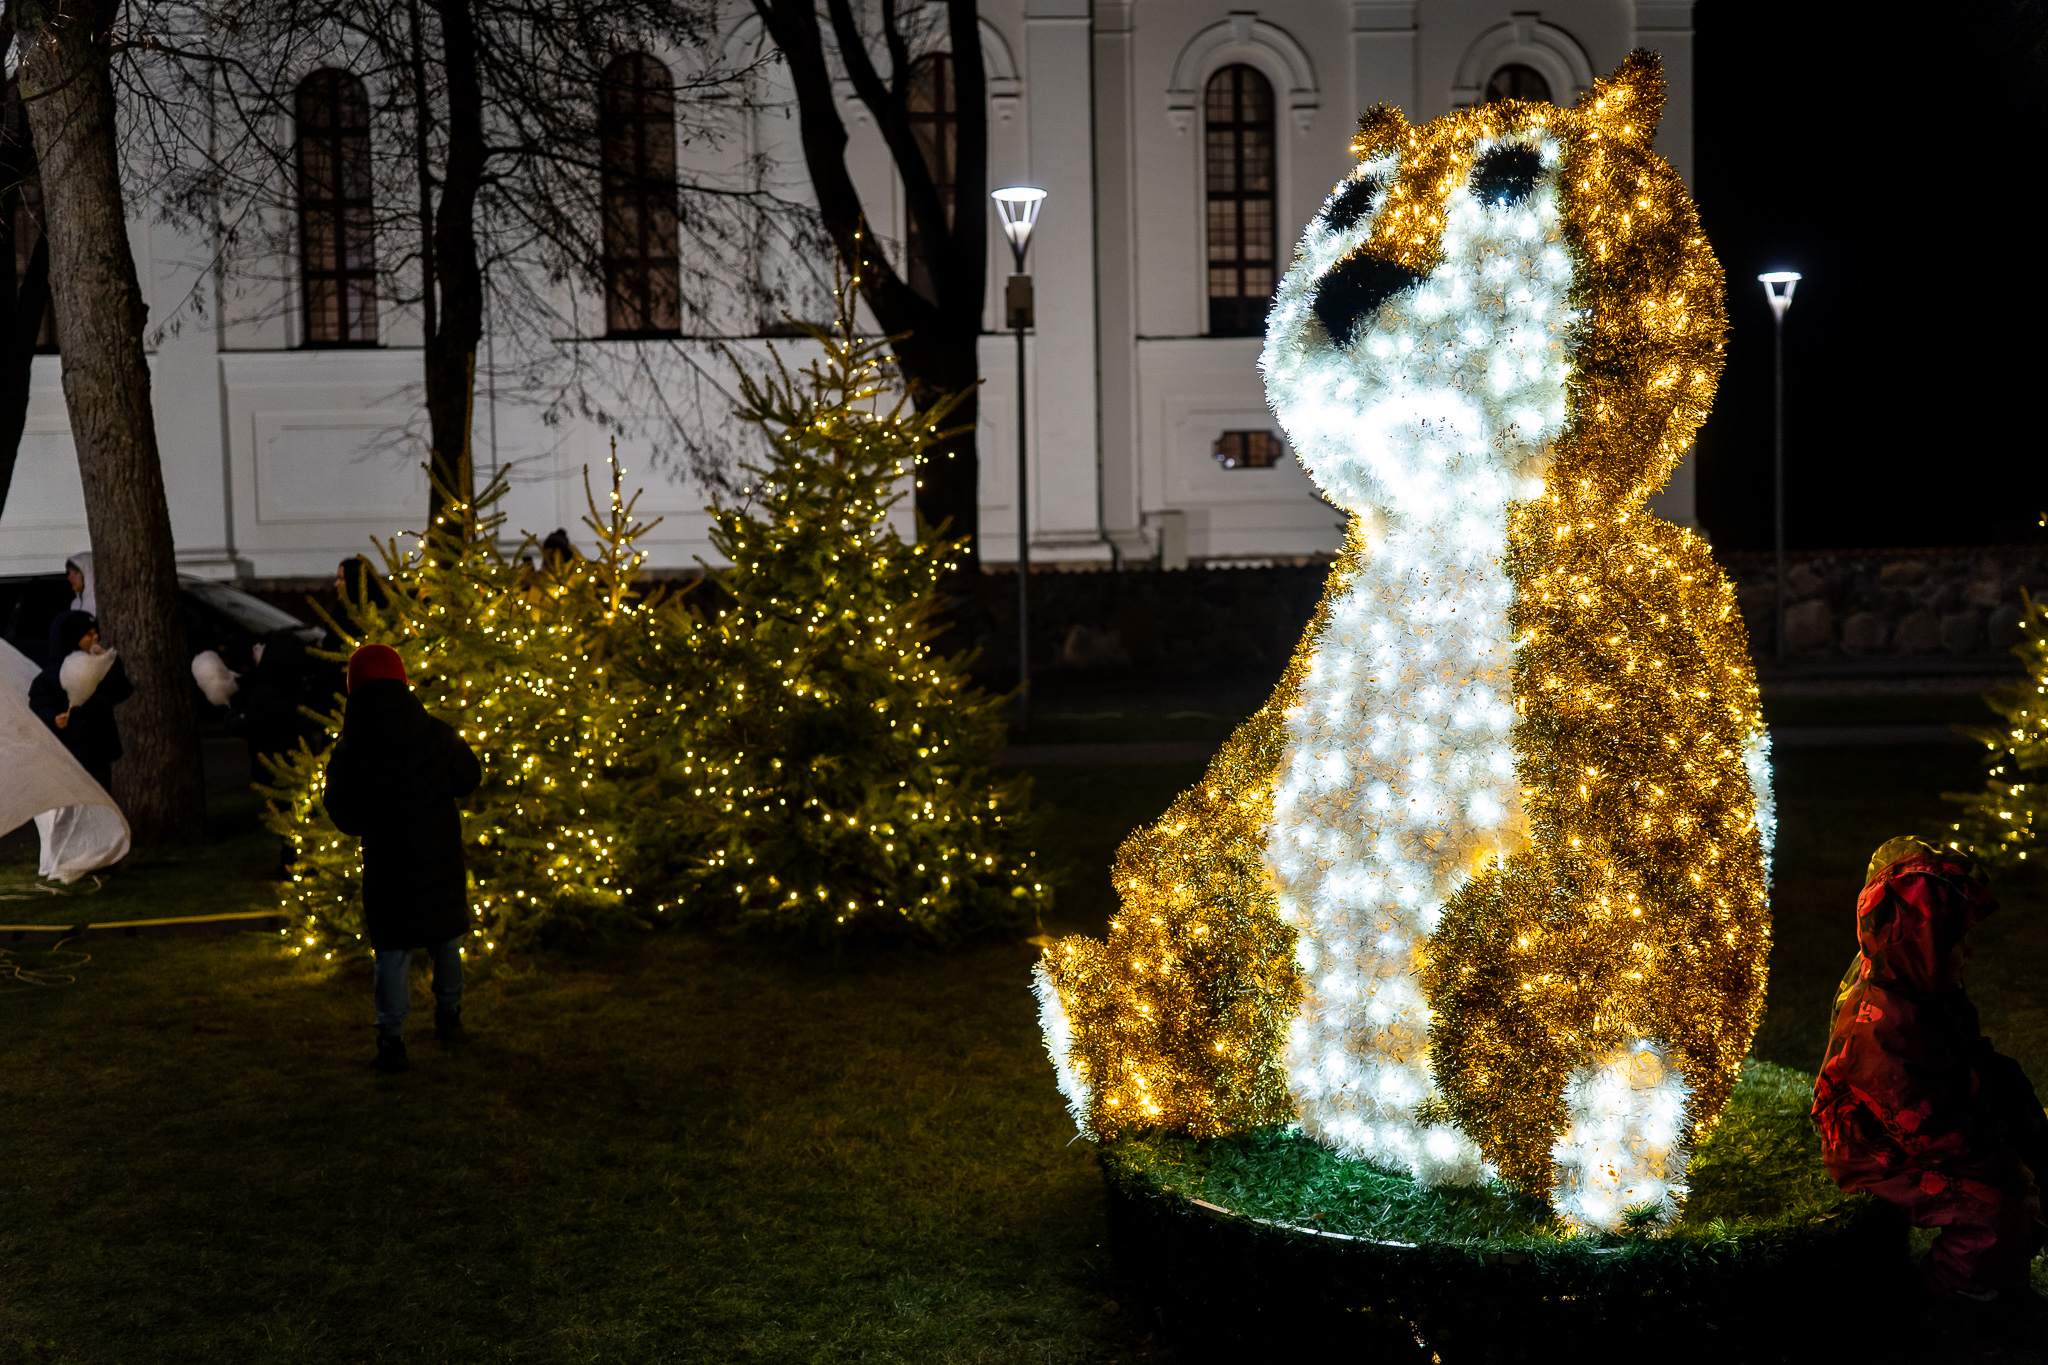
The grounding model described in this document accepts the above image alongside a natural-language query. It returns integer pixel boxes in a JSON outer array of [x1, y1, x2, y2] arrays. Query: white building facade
[[0, 0, 1696, 581]]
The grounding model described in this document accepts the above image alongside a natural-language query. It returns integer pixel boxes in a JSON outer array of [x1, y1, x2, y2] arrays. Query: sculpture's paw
[[1549, 1038, 1692, 1234]]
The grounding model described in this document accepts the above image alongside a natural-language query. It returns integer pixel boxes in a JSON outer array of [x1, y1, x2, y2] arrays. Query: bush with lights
[[1948, 591, 2048, 874], [261, 460, 701, 959], [653, 287, 1049, 943]]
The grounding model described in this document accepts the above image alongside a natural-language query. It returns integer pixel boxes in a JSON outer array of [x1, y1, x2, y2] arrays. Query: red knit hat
[[347, 644, 409, 692]]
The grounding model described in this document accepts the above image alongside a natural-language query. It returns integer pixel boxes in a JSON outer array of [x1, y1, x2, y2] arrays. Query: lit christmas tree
[[1949, 591, 2048, 873], [261, 458, 700, 958], [667, 284, 1050, 943]]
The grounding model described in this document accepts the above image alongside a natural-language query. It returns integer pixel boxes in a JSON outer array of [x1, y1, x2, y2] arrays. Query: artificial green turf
[[1099, 1060, 1861, 1248]]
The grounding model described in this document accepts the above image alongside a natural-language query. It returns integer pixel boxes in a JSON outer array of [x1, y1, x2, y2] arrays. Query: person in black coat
[[27, 610, 134, 791], [234, 628, 330, 761], [332, 556, 390, 638], [323, 644, 483, 1074]]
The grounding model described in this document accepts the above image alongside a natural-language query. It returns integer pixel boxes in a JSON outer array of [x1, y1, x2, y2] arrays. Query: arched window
[[296, 70, 377, 347], [1205, 64, 1276, 337], [600, 52, 681, 338], [904, 53, 957, 302], [1484, 64, 1552, 104]]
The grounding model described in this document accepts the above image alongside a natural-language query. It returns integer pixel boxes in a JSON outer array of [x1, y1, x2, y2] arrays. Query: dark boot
[[434, 1007, 469, 1043], [372, 1034, 410, 1073]]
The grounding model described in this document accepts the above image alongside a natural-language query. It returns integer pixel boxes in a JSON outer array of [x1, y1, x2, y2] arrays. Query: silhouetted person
[[64, 551, 95, 615], [27, 611, 132, 792], [540, 528, 578, 567], [322, 645, 482, 1074]]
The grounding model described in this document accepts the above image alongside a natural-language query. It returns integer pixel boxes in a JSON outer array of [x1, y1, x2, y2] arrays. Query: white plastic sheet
[[33, 805, 132, 882], [0, 639, 130, 883]]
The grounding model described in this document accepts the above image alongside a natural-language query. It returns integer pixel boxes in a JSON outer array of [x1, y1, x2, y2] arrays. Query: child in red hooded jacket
[[1813, 836, 2048, 1307]]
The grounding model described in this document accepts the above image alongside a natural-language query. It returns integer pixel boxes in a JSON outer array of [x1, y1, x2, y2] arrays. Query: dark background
[[1691, 0, 2047, 551]]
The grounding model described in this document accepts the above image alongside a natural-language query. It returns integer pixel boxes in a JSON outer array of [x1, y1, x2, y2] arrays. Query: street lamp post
[[993, 186, 1046, 730], [1759, 270, 1800, 663]]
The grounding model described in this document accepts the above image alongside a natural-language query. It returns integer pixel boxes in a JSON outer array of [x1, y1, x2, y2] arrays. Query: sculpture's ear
[[1352, 104, 1408, 160], [1573, 49, 1664, 145]]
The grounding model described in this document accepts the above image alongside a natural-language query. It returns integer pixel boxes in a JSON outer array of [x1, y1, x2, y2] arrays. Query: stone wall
[[242, 544, 2048, 685], [1721, 547, 2048, 660]]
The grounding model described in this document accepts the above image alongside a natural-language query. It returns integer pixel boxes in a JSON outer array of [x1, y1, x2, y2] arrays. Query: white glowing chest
[[1265, 517, 1526, 1185]]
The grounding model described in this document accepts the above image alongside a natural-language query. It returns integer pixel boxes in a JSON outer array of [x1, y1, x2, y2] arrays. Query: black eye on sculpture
[[1311, 253, 1423, 347], [1322, 175, 1382, 234], [1470, 145, 1543, 208]]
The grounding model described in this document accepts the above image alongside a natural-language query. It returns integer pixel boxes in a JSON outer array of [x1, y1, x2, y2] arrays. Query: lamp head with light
[[1758, 270, 1801, 322], [991, 186, 1046, 274]]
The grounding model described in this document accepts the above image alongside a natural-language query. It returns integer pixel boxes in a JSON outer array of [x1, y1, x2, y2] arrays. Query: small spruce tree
[[261, 458, 702, 960], [671, 286, 1049, 942], [1948, 590, 2048, 875]]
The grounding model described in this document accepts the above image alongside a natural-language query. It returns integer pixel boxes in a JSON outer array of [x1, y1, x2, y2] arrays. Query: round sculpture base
[[1097, 1062, 1907, 1362]]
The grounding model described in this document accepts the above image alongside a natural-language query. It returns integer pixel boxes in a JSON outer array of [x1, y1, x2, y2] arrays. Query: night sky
[[1690, 1, 2047, 551]]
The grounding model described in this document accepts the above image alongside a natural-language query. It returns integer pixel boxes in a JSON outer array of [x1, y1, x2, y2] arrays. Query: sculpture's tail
[[1031, 744, 1304, 1141], [1030, 526, 1373, 1144]]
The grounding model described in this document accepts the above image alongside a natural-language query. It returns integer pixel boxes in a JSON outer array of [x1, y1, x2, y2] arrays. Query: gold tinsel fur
[[1038, 52, 1768, 1199]]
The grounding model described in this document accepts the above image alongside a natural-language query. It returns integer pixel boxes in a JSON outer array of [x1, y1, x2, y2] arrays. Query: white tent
[[0, 639, 130, 882]]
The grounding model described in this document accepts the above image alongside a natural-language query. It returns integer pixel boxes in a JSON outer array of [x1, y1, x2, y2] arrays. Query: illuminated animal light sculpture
[[1034, 52, 1772, 1231]]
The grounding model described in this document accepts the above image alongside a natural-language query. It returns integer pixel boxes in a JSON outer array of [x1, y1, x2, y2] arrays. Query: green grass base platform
[[1098, 1061, 1908, 1362]]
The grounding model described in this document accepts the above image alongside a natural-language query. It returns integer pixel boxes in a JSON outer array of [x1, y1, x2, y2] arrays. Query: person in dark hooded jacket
[[234, 628, 329, 760], [27, 610, 134, 790], [1813, 837, 2048, 1307], [323, 644, 482, 1074], [333, 556, 389, 631]]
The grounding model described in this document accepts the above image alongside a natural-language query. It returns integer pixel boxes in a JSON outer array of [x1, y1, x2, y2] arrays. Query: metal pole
[[1772, 313, 1786, 663], [1016, 319, 1031, 731]]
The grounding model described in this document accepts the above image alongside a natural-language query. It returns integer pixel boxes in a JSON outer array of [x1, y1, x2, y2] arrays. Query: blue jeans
[[373, 936, 465, 1038]]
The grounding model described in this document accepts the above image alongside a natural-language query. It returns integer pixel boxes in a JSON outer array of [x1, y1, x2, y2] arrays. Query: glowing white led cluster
[[1257, 138, 1567, 1186], [1744, 730, 1778, 876], [1033, 969, 1093, 1129], [1550, 1038, 1693, 1232]]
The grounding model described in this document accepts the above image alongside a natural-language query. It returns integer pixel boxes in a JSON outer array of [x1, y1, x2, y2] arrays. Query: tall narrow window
[[1205, 65, 1276, 337], [903, 53, 957, 303], [601, 52, 681, 338], [296, 70, 378, 347]]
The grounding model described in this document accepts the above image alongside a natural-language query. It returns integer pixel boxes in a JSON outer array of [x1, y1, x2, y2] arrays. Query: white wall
[[0, 0, 1697, 581]]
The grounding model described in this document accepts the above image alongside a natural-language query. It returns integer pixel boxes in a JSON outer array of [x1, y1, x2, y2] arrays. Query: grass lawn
[[3, 729, 2044, 1363]]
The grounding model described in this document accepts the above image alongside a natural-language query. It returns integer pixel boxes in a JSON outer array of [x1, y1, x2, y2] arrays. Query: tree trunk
[[20, 0, 205, 844], [755, 0, 987, 561], [0, 69, 53, 521], [916, 0, 986, 551], [891, 326, 978, 544], [421, 0, 486, 528]]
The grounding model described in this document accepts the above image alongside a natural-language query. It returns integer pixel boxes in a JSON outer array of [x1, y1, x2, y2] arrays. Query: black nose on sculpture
[[1311, 254, 1423, 348]]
